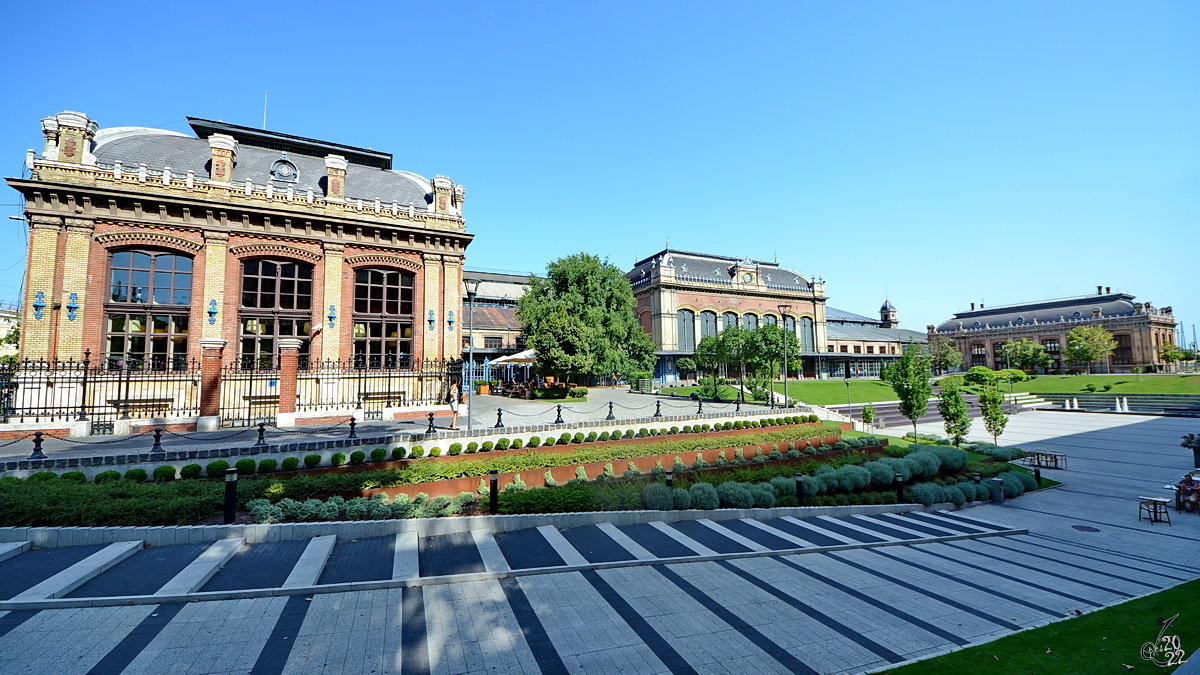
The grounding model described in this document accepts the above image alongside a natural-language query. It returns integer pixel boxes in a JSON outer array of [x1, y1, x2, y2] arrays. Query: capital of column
[[203, 229, 230, 243], [63, 218, 95, 234], [29, 214, 61, 230], [323, 242, 345, 254], [278, 338, 303, 351], [199, 338, 227, 351]]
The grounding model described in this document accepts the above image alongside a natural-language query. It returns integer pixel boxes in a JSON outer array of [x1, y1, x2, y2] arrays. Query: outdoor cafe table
[[1025, 450, 1068, 470]]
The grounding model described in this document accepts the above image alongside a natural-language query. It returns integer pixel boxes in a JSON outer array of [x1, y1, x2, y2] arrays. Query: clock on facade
[[743, 272, 754, 283]]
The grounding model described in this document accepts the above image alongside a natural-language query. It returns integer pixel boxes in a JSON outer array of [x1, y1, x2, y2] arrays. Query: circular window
[[743, 273, 754, 283]]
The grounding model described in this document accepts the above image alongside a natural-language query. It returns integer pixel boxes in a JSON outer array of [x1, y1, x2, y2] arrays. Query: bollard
[[653, 400, 662, 418], [736, 398, 741, 413], [151, 427, 164, 453], [426, 412, 436, 434], [795, 472, 804, 504], [665, 470, 673, 489], [605, 401, 615, 421], [697, 400, 703, 415], [554, 404, 564, 425], [253, 422, 267, 448], [224, 468, 239, 524], [348, 417, 358, 439], [489, 469, 499, 514], [494, 408, 505, 428], [894, 473, 904, 503], [991, 477, 1004, 504], [973, 472, 981, 484], [1034, 467, 1042, 487], [28, 432, 46, 460]]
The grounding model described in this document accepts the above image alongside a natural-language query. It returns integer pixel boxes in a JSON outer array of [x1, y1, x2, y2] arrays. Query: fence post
[[197, 339, 227, 431], [76, 350, 91, 422], [277, 339, 302, 416]]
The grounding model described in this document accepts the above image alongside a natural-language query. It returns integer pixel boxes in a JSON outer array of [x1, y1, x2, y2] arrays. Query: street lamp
[[778, 304, 791, 409], [465, 278, 481, 432]]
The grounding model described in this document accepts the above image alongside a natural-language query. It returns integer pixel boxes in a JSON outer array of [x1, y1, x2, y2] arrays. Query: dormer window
[[271, 155, 298, 183], [1015, 316, 1024, 324]]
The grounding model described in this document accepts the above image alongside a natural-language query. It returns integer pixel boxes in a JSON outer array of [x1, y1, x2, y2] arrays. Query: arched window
[[105, 250, 193, 370], [700, 311, 718, 339], [800, 316, 815, 352], [743, 313, 758, 330], [722, 312, 738, 331], [677, 309, 695, 352], [352, 268, 415, 368], [239, 259, 313, 369], [762, 314, 777, 327], [783, 315, 795, 335]]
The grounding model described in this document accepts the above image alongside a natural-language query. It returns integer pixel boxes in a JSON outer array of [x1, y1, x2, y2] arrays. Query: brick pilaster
[[199, 339, 226, 418], [201, 230, 229, 340], [320, 242, 345, 362], [56, 219, 94, 359], [277, 338, 301, 414], [21, 215, 61, 360], [421, 253, 443, 364]]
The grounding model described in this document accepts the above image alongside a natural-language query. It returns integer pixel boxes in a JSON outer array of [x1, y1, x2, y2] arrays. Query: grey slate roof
[[626, 249, 812, 291], [827, 324, 927, 343], [934, 293, 1138, 333], [826, 306, 881, 326], [91, 128, 432, 207]]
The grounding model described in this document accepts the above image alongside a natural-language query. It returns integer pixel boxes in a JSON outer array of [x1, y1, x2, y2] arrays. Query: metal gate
[[218, 363, 280, 427]]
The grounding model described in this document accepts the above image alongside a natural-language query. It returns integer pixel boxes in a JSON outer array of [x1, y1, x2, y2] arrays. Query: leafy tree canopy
[[927, 333, 963, 374], [999, 338, 1052, 372], [1064, 325, 1117, 373], [518, 253, 657, 379], [978, 381, 1008, 444], [882, 342, 933, 438], [938, 383, 971, 446]]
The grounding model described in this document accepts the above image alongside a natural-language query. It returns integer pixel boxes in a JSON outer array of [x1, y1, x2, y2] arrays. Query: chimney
[[1105, 286, 1110, 294], [324, 155, 347, 201], [207, 134, 237, 184], [1097, 285, 1102, 295], [432, 175, 454, 214], [970, 302, 975, 311]]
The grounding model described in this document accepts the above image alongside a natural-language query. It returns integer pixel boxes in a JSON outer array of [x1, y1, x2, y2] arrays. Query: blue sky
[[1, 1, 1197, 344]]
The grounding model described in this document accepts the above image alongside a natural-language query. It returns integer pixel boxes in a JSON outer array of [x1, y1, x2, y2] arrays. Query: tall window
[[722, 312, 738, 331], [700, 311, 718, 339], [1112, 334, 1132, 365], [799, 317, 815, 352], [106, 250, 192, 370], [352, 268, 414, 368], [970, 344, 987, 367], [743, 314, 758, 330], [762, 314, 777, 327], [993, 343, 1006, 369], [677, 310, 695, 352], [239, 259, 313, 369]]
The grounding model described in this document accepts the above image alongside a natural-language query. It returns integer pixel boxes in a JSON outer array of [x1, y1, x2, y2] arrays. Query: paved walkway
[[0, 410, 1195, 674]]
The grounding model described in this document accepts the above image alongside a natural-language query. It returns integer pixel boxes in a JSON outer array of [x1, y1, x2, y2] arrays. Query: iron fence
[[218, 362, 281, 428], [0, 354, 201, 434], [296, 360, 459, 420]]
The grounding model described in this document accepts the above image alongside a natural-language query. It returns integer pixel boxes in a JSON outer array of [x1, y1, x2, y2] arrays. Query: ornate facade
[[929, 288, 1179, 373], [8, 112, 470, 370]]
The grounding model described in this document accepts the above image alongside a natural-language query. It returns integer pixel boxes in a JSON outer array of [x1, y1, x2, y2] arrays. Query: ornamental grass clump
[[716, 481, 754, 509]]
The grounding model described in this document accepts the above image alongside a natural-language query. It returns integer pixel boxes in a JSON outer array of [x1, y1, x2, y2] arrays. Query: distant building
[[929, 287, 1179, 373], [462, 270, 527, 364], [0, 305, 17, 359], [824, 302, 928, 378]]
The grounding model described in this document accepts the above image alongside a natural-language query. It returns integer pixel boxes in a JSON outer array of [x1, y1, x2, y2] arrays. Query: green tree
[[927, 333, 963, 374], [1159, 343, 1186, 371], [999, 338, 1052, 372], [524, 309, 595, 383], [978, 382, 1008, 445], [719, 326, 751, 401], [746, 324, 799, 403], [881, 342, 933, 439], [938, 383, 971, 446], [860, 403, 875, 425], [518, 253, 657, 380], [693, 336, 723, 398], [675, 357, 697, 379], [1064, 325, 1116, 374]]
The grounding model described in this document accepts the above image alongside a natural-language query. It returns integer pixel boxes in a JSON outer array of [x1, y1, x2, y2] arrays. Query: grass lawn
[[1007, 373, 1200, 395], [879, 579, 1198, 675], [660, 383, 764, 401], [770, 379, 901, 406]]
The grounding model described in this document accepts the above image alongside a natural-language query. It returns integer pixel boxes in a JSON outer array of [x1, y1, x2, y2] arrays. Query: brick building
[[929, 287, 1179, 373], [823, 303, 928, 378], [4, 111, 469, 429]]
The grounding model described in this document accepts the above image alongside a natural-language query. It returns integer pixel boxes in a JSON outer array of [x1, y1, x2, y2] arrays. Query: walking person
[[447, 379, 461, 430]]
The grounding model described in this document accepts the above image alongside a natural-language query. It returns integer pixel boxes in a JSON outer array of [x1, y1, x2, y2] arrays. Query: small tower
[[880, 300, 898, 329]]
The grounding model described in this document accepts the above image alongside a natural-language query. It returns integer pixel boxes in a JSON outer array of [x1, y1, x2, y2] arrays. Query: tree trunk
[[912, 420, 918, 440]]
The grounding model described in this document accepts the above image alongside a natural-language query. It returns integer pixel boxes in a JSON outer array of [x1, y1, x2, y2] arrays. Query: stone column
[[319, 242, 345, 363], [21, 215, 61, 360], [324, 155, 347, 201], [443, 256, 463, 361], [56, 219, 94, 359], [198, 338, 226, 431], [277, 338, 302, 417], [207, 134, 237, 184], [201, 230, 229, 340]]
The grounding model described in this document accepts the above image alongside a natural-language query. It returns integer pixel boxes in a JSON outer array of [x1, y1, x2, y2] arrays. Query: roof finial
[[665, 236, 669, 251]]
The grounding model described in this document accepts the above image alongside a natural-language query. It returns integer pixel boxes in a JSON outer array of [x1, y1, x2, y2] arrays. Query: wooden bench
[[1138, 496, 1171, 525]]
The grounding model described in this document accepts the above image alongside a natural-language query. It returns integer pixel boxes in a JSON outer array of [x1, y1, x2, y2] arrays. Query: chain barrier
[[495, 406, 560, 418], [0, 433, 36, 448], [560, 403, 611, 415], [163, 427, 257, 442], [48, 429, 155, 445], [267, 418, 353, 435]]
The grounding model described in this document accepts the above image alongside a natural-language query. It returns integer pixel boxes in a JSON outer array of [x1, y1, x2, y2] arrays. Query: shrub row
[[245, 491, 480, 523]]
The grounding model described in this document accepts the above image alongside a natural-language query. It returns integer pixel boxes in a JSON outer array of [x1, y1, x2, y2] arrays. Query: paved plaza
[[0, 410, 1196, 674]]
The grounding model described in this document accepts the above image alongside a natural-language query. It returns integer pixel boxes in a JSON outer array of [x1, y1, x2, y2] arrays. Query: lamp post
[[465, 278, 481, 433], [778, 304, 791, 408]]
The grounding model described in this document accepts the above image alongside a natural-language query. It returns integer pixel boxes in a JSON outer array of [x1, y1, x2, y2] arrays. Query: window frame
[[104, 249, 194, 371], [351, 267, 416, 369], [237, 258, 315, 370]]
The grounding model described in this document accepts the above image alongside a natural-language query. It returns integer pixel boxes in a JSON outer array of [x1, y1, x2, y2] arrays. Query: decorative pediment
[[94, 230, 203, 253], [344, 254, 421, 271], [229, 243, 322, 263]]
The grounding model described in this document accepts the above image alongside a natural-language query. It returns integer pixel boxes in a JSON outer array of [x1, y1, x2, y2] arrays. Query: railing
[[295, 360, 459, 420]]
